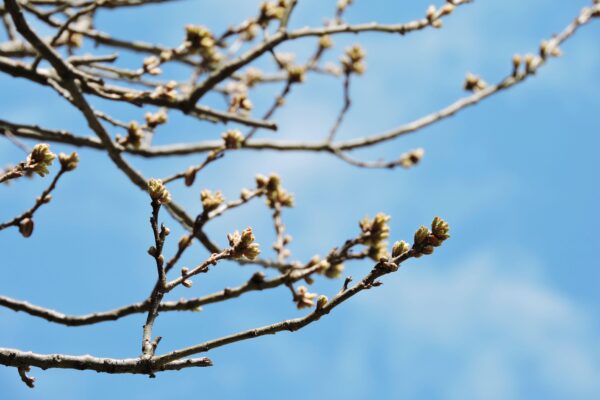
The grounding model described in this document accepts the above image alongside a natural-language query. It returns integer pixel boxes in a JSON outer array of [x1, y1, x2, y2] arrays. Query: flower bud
[[426, 5, 437, 20], [222, 129, 244, 149], [392, 240, 410, 258], [525, 54, 536, 74], [147, 179, 171, 204], [19, 218, 34, 238], [319, 35, 333, 49], [512, 54, 522, 76], [243, 243, 261, 260], [255, 174, 268, 188], [184, 167, 196, 187], [58, 152, 79, 171], [201, 189, 224, 213], [145, 110, 168, 128], [178, 235, 191, 250], [307, 255, 321, 267], [431, 216, 450, 241], [317, 295, 328, 309], [440, 4, 454, 16], [286, 65, 306, 83], [295, 285, 317, 309], [414, 226, 430, 246], [28, 144, 56, 177]]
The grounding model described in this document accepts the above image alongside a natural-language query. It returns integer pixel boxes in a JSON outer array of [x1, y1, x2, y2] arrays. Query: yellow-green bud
[[58, 152, 79, 171], [255, 174, 268, 188], [317, 295, 328, 309], [148, 178, 171, 204], [392, 240, 410, 258], [431, 216, 450, 241], [201, 189, 224, 212], [222, 129, 244, 149], [319, 35, 333, 49], [228, 228, 261, 260], [414, 226, 430, 246], [28, 144, 56, 177]]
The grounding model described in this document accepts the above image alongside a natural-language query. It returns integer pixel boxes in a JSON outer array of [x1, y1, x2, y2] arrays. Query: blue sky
[[1, 0, 599, 398]]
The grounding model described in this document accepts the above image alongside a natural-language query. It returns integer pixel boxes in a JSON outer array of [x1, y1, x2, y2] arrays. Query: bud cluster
[[464, 73, 486, 92], [201, 189, 224, 213], [117, 121, 144, 148], [151, 80, 178, 101], [228, 227, 261, 260], [359, 213, 391, 261], [222, 129, 244, 149], [244, 68, 263, 87], [240, 21, 260, 42], [58, 152, 79, 172], [185, 25, 222, 69], [425, 3, 454, 28], [317, 259, 345, 279], [145, 110, 168, 129], [539, 40, 561, 60], [229, 93, 253, 114], [148, 178, 171, 204], [257, 1, 287, 27], [142, 56, 162, 75], [391, 240, 410, 258], [27, 144, 56, 177], [255, 173, 294, 208], [337, 0, 353, 12], [412, 217, 450, 257], [341, 44, 366, 75], [295, 285, 317, 309]]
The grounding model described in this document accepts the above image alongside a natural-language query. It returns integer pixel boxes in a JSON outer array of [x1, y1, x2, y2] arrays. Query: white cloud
[[348, 250, 600, 398]]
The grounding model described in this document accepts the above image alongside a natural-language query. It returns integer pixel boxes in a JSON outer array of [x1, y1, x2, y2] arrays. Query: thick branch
[[0, 348, 211, 374]]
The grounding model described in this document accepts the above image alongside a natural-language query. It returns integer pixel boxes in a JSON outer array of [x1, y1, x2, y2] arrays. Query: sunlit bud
[[524, 54, 536, 74], [28, 144, 56, 177], [58, 152, 79, 171], [426, 5, 437, 20], [431, 216, 450, 241], [201, 190, 224, 213], [512, 54, 522, 76], [414, 226, 430, 246], [255, 174, 268, 188], [317, 295, 328, 310], [147, 179, 171, 204], [392, 240, 410, 258], [319, 35, 333, 49], [222, 129, 244, 149]]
